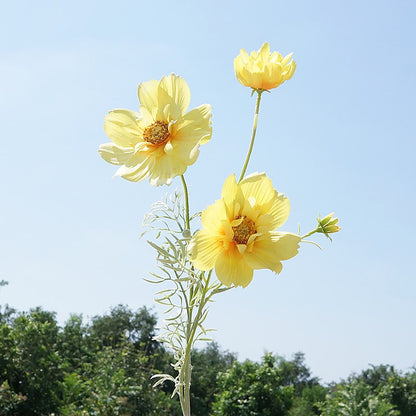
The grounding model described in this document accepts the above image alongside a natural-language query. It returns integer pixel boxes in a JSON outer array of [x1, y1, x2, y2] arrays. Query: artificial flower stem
[[179, 270, 213, 416], [238, 90, 263, 183], [301, 229, 318, 239], [180, 175, 191, 231]]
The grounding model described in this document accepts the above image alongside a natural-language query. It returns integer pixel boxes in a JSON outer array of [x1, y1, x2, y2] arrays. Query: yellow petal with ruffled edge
[[172, 104, 212, 145], [170, 104, 212, 157], [158, 74, 191, 121], [200, 199, 228, 232], [244, 232, 301, 273], [240, 173, 290, 229], [103, 109, 144, 148], [98, 143, 134, 165], [221, 174, 245, 220], [148, 153, 188, 186], [114, 151, 155, 182], [268, 232, 301, 260], [188, 229, 224, 271], [243, 234, 284, 273], [214, 246, 253, 287], [240, 172, 275, 207], [137, 79, 161, 124], [138, 75, 191, 124]]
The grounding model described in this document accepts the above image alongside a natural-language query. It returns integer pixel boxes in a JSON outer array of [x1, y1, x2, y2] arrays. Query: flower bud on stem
[[302, 213, 341, 241]]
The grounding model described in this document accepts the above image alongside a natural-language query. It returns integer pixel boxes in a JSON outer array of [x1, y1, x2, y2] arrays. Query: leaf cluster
[[0, 304, 181, 415], [141, 192, 226, 398]]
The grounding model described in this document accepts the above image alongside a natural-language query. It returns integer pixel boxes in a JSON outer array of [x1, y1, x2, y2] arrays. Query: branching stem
[[179, 271, 213, 416]]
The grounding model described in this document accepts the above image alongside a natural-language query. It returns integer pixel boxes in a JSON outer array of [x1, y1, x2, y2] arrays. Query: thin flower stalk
[[238, 90, 263, 182]]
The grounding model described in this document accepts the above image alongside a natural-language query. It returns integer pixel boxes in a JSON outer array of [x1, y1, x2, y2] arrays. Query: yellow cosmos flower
[[189, 173, 301, 287], [234, 42, 296, 91], [99, 74, 212, 186]]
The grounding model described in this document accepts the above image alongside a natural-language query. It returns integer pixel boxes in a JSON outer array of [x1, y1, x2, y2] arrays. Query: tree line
[[0, 303, 415, 415]]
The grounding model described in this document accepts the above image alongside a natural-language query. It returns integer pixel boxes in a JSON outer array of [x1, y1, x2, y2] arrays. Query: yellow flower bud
[[234, 42, 296, 91]]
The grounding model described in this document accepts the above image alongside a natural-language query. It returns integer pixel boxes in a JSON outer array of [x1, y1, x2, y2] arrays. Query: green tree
[[58, 314, 94, 374], [0, 307, 63, 415], [0, 304, 182, 415], [276, 352, 321, 397], [57, 305, 181, 416], [319, 380, 398, 416], [58, 343, 181, 416], [89, 304, 159, 353], [354, 365, 416, 415], [288, 384, 328, 416], [190, 342, 236, 415], [0, 381, 26, 415], [387, 369, 416, 415], [212, 353, 294, 416]]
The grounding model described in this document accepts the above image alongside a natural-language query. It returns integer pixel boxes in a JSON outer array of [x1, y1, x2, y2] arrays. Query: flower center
[[232, 216, 257, 245], [143, 121, 170, 145]]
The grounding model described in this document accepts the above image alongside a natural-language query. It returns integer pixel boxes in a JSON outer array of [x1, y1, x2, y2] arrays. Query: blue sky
[[1, 0, 415, 383]]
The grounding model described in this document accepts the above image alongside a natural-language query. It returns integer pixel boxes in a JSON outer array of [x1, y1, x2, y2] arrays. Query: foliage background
[[1, 304, 416, 415]]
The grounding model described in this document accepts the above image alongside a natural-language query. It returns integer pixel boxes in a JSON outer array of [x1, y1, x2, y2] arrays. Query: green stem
[[238, 90, 263, 183], [180, 175, 190, 231], [301, 229, 317, 240], [179, 271, 213, 416]]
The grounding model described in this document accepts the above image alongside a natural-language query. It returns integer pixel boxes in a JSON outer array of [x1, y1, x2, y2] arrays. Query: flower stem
[[238, 89, 263, 183], [301, 229, 317, 239], [179, 270, 213, 416], [180, 174, 190, 231]]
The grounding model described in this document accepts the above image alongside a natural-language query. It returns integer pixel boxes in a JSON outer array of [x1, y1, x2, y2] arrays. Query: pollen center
[[232, 216, 257, 245], [143, 121, 170, 145]]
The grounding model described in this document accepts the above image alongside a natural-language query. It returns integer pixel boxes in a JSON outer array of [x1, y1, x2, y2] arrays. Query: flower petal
[[103, 109, 143, 148], [240, 173, 290, 228], [221, 174, 245, 219], [221, 174, 238, 212], [158, 74, 191, 121], [240, 172, 275, 206], [269, 232, 302, 260], [168, 141, 201, 167], [245, 232, 300, 273], [148, 153, 187, 186], [114, 151, 155, 182], [260, 192, 290, 229], [201, 199, 228, 231], [98, 143, 134, 165], [138, 79, 160, 123], [173, 104, 212, 145], [215, 246, 253, 287], [258, 42, 270, 62], [244, 234, 284, 273], [188, 229, 223, 271]]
